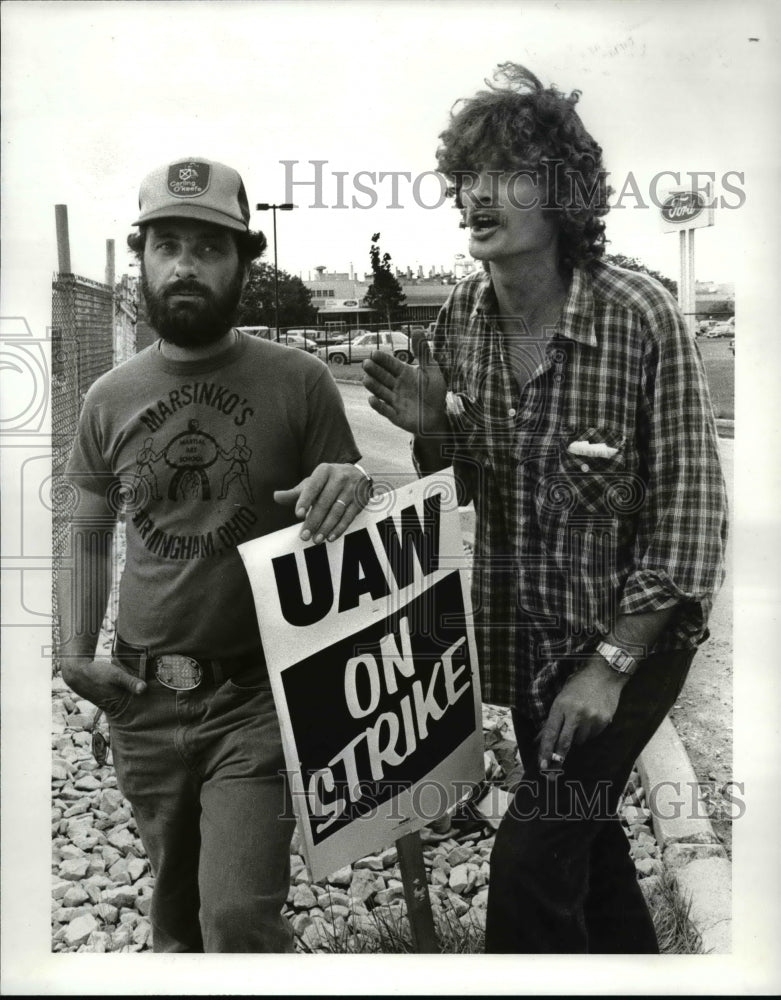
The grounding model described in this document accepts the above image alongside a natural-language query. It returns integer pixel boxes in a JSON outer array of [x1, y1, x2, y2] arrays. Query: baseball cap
[[133, 157, 250, 232]]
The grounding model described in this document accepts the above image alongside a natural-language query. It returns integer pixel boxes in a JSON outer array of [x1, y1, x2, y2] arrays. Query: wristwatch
[[596, 640, 639, 676]]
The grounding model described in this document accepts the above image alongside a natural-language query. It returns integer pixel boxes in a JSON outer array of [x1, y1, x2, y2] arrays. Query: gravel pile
[[51, 684, 662, 953]]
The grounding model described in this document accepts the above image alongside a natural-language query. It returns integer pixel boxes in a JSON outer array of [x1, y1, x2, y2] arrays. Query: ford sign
[[661, 190, 705, 225]]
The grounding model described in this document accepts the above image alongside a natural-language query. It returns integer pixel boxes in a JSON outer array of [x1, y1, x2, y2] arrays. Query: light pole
[[256, 202, 294, 341]]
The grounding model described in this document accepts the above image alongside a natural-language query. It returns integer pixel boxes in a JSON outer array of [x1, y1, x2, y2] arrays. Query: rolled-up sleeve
[[618, 303, 728, 624]]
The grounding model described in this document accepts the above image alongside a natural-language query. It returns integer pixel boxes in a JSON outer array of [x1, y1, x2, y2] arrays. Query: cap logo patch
[[167, 161, 211, 199]]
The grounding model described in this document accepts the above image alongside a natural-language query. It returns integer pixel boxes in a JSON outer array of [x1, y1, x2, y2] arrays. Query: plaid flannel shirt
[[415, 261, 728, 723]]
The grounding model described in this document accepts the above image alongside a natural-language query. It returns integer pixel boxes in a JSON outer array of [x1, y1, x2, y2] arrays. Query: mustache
[[164, 281, 212, 298]]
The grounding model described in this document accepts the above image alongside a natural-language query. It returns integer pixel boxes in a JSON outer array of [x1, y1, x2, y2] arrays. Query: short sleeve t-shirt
[[66, 332, 360, 658]]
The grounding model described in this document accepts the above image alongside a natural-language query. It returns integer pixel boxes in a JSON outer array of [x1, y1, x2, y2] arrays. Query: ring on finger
[[550, 752, 565, 764], [334, 498, 348, 508]]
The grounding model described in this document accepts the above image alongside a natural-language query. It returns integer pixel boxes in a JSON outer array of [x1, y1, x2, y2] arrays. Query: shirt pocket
[[536, 428, 644, 520]]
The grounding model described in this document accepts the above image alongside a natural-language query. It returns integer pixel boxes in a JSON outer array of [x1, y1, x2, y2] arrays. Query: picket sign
[[238, 469, 484, 949]]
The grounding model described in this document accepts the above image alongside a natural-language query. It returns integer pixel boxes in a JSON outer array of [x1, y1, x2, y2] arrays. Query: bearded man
[[57, 157, 372, 952]]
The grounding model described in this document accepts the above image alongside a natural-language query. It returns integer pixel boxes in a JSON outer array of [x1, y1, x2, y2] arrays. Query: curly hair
[[127, 226, 267, 268], [436, 63, 612, 269]]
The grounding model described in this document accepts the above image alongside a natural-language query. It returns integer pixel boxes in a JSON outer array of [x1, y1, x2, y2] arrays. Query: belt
[[113, 633, 262, 689]]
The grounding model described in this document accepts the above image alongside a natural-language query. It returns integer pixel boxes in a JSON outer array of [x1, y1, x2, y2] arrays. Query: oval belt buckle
[[155, 654, 202, 690]]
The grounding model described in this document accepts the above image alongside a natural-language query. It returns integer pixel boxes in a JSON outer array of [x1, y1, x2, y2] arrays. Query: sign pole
[[396, 831, 440, 953]]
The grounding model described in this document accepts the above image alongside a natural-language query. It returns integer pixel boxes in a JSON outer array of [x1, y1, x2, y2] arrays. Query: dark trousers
[[485, 648, 694, 953]]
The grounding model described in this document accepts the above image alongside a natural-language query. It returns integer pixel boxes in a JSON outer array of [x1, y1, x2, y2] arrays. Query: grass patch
[[295, 892, 484, 955], [644, 871, 704, 954]]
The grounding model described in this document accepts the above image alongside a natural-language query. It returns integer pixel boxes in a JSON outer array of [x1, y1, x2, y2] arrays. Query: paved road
[[338, 380, 418, 493]]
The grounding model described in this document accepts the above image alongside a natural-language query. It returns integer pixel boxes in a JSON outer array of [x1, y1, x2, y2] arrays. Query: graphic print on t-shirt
[[128, 380, 265, 560], [133, 417, 254, 502]]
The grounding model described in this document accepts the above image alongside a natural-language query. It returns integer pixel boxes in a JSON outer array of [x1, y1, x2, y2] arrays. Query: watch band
[[596, 640, 639, 676]]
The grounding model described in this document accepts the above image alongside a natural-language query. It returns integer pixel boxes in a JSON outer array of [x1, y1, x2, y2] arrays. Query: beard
[[141, 264, 244, 348]]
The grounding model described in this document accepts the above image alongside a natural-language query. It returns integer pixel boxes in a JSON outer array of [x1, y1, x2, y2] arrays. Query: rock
[[55, 906, 90, 923], [299, 918, 331, 952], [64, 913, 99, 947], [67, 713, 92, 731], [107, 828, 137, 854], [471, 887, 490, 909], [58, 843, 86, 861], [94, 902, 119, 925], [635, 858, 664, 879], [132, 922, 152, 949], [59, 858, 90, 881], [449, 864, 470, 894], [63, 799, 91, 818], [99, 789, 125, 815], [70, 828, 101, 851], [444, 892, 470, 918], [322, 889, 350, 909], [353, 855, 384, 872], [447, 846, 472, 867], [374, 886, 404, 906], [431, 868, 449, 888], [327, 865, 353, 888], [63, 886, 90, 908], [324, 903, 351, 921], [88, 931, 111, 953], [101, 886, 139, 909], [74, 774, 102, 792], [127, 858, 149, 882], [111, 927, 133, 951], [86, 856, 107, 877], [348, 913, 380, 940], [379, 847, 398, 868], [100, 846, 122, 868], [109, 807, 133, 826], [84, 882, 104, 905], [136, 893, 153, 917], [52, 760, 70, 781], [292, 884, 318, 909], [52, 879, 72, 901], [349, 869, 378, 903], [431, 855, 451, 872], [291, 912, 313, 936], [109, 858, 130, 878]]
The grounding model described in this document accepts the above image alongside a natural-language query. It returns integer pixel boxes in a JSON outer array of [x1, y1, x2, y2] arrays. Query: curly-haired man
[[364, 65, 727, 953]]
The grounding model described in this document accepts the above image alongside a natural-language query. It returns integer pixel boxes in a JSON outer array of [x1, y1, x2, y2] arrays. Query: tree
[[235, 262, 318, 329], [365, 233, 406, 328], [604, 253, 677, 297]]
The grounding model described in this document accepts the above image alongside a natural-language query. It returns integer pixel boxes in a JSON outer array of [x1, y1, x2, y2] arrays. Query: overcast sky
[[2, 0, 779, 338]]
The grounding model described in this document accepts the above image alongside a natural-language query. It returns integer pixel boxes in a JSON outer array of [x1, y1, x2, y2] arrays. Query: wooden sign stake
[[396, 830, 440, 953]]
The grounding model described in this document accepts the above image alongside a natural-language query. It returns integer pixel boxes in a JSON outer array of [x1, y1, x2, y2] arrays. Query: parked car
[[317, 330, 412, 365], [314, 331, 348, 346], [278, 332, 318, 352], [236, 325, 271, 338], [706, 322, 734, 338]]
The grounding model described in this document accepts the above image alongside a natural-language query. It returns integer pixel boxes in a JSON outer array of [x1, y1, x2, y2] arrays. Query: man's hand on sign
[[61, 656, 147, 707], [537, 656, 629, 774], [274, 462, 373, 544], [362, 332, 448, 438]]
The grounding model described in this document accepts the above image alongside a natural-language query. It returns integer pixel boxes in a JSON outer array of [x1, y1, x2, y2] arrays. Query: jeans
[[485, 648, 695, 953], [103, 658, 295, 953]]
